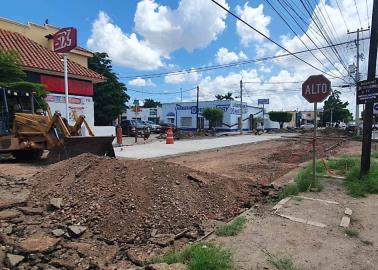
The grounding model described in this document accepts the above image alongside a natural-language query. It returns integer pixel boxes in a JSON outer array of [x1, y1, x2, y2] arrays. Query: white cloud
[[236, 2, 271, 46], [87, 0, 229, 71], [215, 48, 248, 64], [87, 11, 164, 70], [134, 0, 229, 55], [128, 77, 156, 87], [164, 68, 201, 84]]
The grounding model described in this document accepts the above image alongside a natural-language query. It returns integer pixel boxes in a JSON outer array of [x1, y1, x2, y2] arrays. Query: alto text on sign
[[53, 27, 77, 53], [302, 75, 331, 103]]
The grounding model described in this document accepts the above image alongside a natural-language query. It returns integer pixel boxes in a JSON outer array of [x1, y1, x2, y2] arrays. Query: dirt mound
[[29, 154, 251, 244]]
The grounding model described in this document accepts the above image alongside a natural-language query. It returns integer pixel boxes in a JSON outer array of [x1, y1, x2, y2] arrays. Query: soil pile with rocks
[[28, 154, 254, 244]]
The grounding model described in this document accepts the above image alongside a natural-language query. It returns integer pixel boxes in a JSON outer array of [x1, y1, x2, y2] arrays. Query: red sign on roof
[[302, 75, 331, 103], [53, 27, 77, 53]]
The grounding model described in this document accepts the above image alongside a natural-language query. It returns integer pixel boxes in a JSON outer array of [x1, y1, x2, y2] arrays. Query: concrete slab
[[340, 216, 350, 228], [115, 134, 290, 159]]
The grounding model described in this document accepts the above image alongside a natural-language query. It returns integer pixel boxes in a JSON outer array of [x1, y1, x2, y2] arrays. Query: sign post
[[258, 99, 269, 132], [53, 27, 77, 121], [302, 75, 331, 182]]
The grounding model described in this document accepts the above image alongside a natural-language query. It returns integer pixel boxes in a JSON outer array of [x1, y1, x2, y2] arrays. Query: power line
[[299, 0, 351, 78], [268, 0, 346, 79], [120, 38, 368, 80], [210, 0, 347, 80], [335, 0, 349, 31], [127, 86, 196, 95], [354, 0, 363, 28], [366, 0, 371, 27]]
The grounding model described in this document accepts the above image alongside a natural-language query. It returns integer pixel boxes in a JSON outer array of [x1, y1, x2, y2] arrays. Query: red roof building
[[0, 18, 106, 126]]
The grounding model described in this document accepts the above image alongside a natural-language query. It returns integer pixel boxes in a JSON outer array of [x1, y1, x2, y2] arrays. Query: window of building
[[181, 117, 192, 127]]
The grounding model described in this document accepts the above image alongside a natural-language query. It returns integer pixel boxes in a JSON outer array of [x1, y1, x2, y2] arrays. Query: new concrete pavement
[[115, 134, 289, 159]]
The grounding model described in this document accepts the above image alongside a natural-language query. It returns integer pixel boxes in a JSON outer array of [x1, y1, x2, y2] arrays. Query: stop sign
[[302, 75, 331, 103]]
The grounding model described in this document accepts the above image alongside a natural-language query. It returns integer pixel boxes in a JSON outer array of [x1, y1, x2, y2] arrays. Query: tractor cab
[[0, 87, 37, 135]]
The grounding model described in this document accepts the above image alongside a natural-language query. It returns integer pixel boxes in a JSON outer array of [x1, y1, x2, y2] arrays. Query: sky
[[1, 0, 373, 114]]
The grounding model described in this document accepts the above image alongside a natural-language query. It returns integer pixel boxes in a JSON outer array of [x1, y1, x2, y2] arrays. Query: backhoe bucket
[[47, 136, 115, 162]]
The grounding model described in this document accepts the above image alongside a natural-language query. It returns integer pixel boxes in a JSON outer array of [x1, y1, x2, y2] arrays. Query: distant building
[[0, 17, 105, 126], [122, 107, 162, 123], [161, 100, 279, 131]]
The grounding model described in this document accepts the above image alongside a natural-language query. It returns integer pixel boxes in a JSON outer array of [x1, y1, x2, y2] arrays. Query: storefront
[[161, 100, 279, 131]]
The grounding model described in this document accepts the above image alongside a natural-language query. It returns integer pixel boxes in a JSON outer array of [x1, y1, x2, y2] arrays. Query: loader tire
[[12, 150, 43, 161]]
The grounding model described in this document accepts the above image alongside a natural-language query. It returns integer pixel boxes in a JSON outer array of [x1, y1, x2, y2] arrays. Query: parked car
[[159, 123, 177, 134], [345, 123, 357, 132], [121, 119, 150, 137], [142, 120, 162, 133], [300, 123, 314, 129]]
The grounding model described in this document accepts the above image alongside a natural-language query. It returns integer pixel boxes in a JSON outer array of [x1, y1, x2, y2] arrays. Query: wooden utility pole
[[196, 86, 199, 132], [360, 0, 378, 177]]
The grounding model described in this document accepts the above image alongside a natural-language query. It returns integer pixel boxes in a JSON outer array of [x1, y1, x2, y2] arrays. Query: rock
[[6, 253, 24, 267], [0, 198, 27, 211], [67, 225, 87, 237], [345, 208, 353, 216], [104, 260, 136, 270], [18, 207, 44, 215], [19, 234, 60, 253], [151, 229, 158, 237], [49, 198, 63, 209], [127, 245, 159, 266], [3, 225, 13, 235], [52, 229, 65, 237], [150, 234, 175, 247], [0, 248, 5, 268], [50, 250, 80, 269], [0, 209, 21, 220]]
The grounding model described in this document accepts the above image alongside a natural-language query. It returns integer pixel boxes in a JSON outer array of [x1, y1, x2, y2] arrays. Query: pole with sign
[[258, 99, 269, 131], [53, 27, 77, 121], [302, 75, 331, 181]]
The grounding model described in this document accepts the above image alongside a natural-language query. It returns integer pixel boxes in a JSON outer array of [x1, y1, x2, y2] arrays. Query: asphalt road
[[114, 133, 290, 159]]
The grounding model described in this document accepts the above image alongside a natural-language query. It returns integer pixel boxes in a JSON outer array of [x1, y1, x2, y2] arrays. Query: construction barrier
[[166, 127, 174, 144]]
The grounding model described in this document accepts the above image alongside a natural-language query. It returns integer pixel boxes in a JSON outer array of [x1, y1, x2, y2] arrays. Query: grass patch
[[344, 228, 359, 237], [327, 156, 359, 175], [372, 152, 378, 159], [344, 162, 378, 197], [263, 249, 299, 270], [152, 243, 233, 270], [278, 162, 324, 199], [215, 216, 247, 237]]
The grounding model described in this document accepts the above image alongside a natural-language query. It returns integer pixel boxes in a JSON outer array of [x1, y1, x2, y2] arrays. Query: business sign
[[357, 79, 378, 104], [302, 75, 331, 103], [258, 99, 269, 105], [53, 27, 77, 53]]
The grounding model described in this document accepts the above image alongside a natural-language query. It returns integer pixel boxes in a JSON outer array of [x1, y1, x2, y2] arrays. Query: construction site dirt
[[0, 136, 363, 269]]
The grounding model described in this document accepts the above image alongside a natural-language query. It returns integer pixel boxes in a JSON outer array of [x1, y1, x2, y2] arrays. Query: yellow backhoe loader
[[0, 87, 115, 161]]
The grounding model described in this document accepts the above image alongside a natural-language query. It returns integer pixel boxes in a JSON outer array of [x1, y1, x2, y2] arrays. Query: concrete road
[[114, 134, 289, 159]]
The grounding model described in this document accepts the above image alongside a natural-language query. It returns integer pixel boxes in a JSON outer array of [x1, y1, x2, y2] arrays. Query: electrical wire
[[210, 0, 345, 80], [335, 0, 349, 31], [354, 0, 363, 28], [267, 0, 346, 79], [127, 86, 196, 95]]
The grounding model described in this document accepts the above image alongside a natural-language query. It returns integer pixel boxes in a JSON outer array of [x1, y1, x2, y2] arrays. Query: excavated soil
[[28, 154, 265, 244]]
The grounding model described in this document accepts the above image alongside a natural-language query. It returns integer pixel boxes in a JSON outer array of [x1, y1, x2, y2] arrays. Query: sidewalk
[[114, 134, 289, 159]]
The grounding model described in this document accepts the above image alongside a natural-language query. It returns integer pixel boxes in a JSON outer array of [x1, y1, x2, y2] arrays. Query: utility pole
[[360, 0, 378, 177], [348, 27, 369, 135], [330, 108, 333, 127], [180, 87, 183, 102], [240, 80, 243, 134], [196, 86, 199, 132]]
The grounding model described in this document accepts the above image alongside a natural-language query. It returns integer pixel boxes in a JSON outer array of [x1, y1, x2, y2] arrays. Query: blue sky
[[1, 0, 372, 113]]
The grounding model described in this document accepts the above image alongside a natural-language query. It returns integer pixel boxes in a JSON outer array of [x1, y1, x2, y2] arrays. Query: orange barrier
[[116, 126, 123, 146], [166, 127, 174, 144]]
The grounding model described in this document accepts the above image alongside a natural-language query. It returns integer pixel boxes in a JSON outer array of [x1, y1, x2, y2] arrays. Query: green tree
[[143, 98, 161, 108], [202, 108, 224, 129], [215, 92, 234, 100], [0, 49, 47, 109], [268, 111, 293, 129], [88, 52, 129, 125], [323, 90, 353, 125]]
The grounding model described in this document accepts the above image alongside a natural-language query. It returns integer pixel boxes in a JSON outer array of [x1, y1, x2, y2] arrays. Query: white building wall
[[161, 100, 272, 131], [122, 107, 161, 123]]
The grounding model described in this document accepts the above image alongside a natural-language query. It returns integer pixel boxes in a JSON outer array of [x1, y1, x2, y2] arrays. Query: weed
[[372, 152, 378, 159], [327, 156, 359, 175], [215, 216, 247, 237], [263, 249, 299, 270], [278, 183, 299, 200], [152, 243, 233, 270], [344, 228, 359, 237], [295, 165, 323, 192], [344, 162, 378, 197]]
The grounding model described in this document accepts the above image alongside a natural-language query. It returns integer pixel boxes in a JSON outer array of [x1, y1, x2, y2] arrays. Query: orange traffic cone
[[166, 127, 174, 144]]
